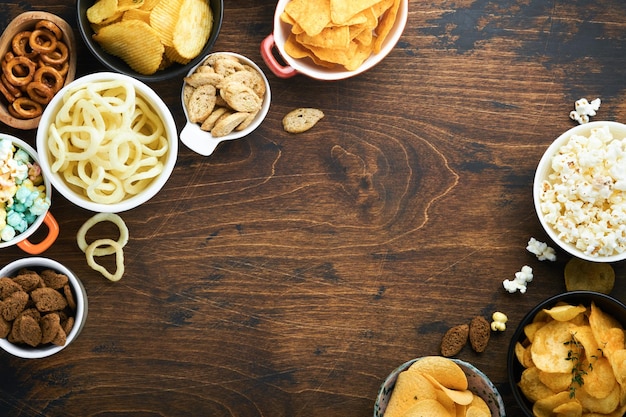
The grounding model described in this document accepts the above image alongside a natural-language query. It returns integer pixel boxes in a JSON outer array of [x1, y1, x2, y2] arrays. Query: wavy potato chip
[[87, 0, 118, 24], [93, 20, 164, 75], [149, 0, 183, 47], [173, 0, 213, 60]]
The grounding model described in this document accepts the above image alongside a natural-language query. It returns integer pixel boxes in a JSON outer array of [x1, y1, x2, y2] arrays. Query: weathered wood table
[[1, 1, 625, 416]]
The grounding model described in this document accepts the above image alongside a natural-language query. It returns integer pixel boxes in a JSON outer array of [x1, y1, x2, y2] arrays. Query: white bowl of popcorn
[[533, 121, 626, 262]]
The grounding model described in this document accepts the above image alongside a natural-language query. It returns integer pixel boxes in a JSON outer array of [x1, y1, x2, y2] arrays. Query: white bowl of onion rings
[[35, 72, 178, 213]]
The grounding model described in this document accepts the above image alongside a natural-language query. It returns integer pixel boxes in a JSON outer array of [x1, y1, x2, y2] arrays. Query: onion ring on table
[[40, 41, 68, 66], [76, 212, 129, 256], [85, 238, 125, 282], [29, 29, 57, 54], [35, 20, 63, 41], [11, 31, 37, 59], [10, 96, 42, 119], [26, 81, 54, 104], [33, 65, 64, 92], [4, 55, 36, 86]]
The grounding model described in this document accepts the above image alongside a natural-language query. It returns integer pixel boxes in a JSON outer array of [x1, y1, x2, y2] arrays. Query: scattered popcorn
[[0, 139, 50, 242], [539, 125, 626, 257], [490, 311, 508, 331], [503, 265, 533, 294], [569, 98, 601, 124], [526, 237, 556, 261]]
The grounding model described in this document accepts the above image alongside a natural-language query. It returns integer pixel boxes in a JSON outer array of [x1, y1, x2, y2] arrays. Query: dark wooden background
[[1, 1, 625, 416]]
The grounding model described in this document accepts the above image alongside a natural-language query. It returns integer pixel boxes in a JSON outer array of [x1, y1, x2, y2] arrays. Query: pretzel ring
[[40, 41, 68, 66], [86, 239, 125, 282], [4, 56, 36, 86], [29, 29, 57, 54], [10, 97, 42, 119], [0, 78, 16, 103], [1, 74, 21, 98], [11, 31, 37, 59], [26, 81, 54, 104], [40, 59, 69, 77], [34, 65, 64, 92], [35, 20, 63, 41]]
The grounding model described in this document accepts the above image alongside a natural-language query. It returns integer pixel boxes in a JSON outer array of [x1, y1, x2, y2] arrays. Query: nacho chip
[[284, 0, 331, 37], [93, 19, 164, 75], [330, 0, 381, 25], [373, 0, 401, 53]]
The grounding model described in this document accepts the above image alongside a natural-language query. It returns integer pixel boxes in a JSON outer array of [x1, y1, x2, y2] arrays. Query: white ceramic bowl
[[374, 357, 506, 417], [0, 257, 88, 358], [533, 121, 626, 262], [0, 134, 58, 254], [261, 0, 408, 80], [36, 72, 178, 213], [179, 52, 271, 156]]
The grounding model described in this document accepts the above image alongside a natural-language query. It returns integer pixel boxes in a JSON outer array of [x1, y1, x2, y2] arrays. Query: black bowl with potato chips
[[77, 0, 223, 82], [507, 291, 626, 417]]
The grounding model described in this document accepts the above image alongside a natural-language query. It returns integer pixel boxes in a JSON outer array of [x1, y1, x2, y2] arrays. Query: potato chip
[[532, 391, 572, 417], [117, 0, 144, 11], [515, 341, 534, 368], [584, 356, 617, 399], [543, 304, 587, 322], [524, 321, 546, 343], [149, 0, 183, 46], [122, 8, 151, 24], [468, 395, 490, 417], [537, 370, 570, 392], [140, 0, 160, 10], [518, 367, 554, 403], [402, 399, 453, 417], [384, 370, 438, 417], [564, 257, 615, 294], [577, 383, 620, 414], [87, 0, 119, 24], [552, 401, 582, 417], [92, 20, 164, 75], [531, 320, 577, 373], [172, 0, 213, 60], [407, 356, 468, 391]]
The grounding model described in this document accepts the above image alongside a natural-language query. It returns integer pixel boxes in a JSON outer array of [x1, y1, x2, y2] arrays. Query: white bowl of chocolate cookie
[[0, 257, 87, 358], [179, 52, 271, 156]]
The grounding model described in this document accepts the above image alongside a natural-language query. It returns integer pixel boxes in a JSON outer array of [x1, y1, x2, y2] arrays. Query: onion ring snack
[[46, 78, 168, 205], [76, 212, 128, 256]]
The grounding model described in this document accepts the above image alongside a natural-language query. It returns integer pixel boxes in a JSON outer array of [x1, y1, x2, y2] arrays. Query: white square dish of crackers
[[180, 52, 271, 156]]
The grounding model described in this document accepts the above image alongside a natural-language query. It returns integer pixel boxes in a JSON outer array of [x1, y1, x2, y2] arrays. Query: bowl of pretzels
[[0, 11, 77, 130]]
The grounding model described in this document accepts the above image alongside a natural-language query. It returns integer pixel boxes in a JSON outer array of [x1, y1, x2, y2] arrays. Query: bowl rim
[[76, 0, 224, 82], [0, 134, 52, 249], [374, 356, 506, 417], [533, 120, 626, 262], [269, 0, 409, 80], [507, 290, 626, 417], [35, 72, 178, 213], [0, 11, 77, 130], [0, 257, 88, 359], [179, 51, 272, 156]]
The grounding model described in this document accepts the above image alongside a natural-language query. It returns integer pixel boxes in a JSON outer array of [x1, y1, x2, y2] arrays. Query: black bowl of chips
[[507, 291, 626, 417], [76, 0, 223, 82]]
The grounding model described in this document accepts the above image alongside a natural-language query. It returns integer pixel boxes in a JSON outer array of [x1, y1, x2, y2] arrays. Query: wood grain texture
[[1, 1, 626, 416]]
